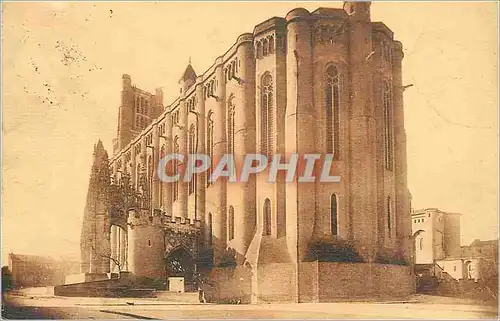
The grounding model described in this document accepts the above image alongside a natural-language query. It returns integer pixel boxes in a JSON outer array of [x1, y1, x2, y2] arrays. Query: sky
[[2, 1, 498, 265]]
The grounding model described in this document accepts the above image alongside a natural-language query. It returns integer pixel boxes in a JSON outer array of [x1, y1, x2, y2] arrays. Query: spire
[[179, 63, 197, 83], [179, 62, 197, 93], [93, 139, 108, 160]]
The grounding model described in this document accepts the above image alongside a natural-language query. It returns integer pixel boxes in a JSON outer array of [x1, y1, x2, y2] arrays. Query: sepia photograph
[[1, 1, 498, 319]]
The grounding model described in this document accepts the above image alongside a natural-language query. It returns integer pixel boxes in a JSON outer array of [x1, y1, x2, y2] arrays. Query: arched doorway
[[165, 247, 196, 292], [465, 260, 473, 280]]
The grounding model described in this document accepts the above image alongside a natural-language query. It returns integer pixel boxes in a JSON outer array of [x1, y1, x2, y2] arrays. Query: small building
[[411, 209, 498, 284], [411, 208, 462, 265], [8, 253, 79, 288]]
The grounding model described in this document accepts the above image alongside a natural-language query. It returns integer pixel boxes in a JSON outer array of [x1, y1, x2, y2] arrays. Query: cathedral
[[79, 1, 414, 302]]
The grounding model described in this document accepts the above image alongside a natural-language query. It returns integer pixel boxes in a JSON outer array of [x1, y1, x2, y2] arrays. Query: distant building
[[411, 209, 498, 283], [8, 253, 79, 288], [411, 208, 462, 264]]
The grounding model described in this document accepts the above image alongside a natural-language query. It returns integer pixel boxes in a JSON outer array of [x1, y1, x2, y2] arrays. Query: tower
[[115, 74, 135, 153], [344, 0, 379, 262], [126, 209, 166, 282]]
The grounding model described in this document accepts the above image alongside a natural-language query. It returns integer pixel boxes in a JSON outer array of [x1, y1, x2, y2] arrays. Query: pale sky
[[2, 1, 498, 265]]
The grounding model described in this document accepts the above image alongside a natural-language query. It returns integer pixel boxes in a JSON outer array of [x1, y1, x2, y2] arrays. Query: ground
[[2, 287, 498, 320]]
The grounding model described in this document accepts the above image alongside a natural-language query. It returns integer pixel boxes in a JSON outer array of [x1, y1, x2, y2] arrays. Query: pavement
[[2, 288, 498, 319]]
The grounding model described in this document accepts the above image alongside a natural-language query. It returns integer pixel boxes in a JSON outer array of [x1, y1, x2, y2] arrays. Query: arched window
[[148, 155, 153, 204], [228, 206, 235, 241], [268, 36, 275, 54], [173, 136, 179, 202], [325, 65, 340, 158], [231, 61, 236, 78], [136, 163, 141, 189], [263, 198, 271, 236], [331, 194, 338, 236], [262, 38, 269, 56], [256, 41, 262, 59], [387, 196, 392, 238], [159, 145, 165, 207], [207, 212, 213, 246], [228, 101, 235, 156], [206, 112, 214, 187], [188, 124, 196, 195], [383, 80, 393, 170], [261, 73, 273, 159]]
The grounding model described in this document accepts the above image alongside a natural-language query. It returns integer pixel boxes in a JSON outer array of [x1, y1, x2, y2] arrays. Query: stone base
[[299, 261, 415, 302], [207, 262, 415, 303], [64, 273, 109, 285]]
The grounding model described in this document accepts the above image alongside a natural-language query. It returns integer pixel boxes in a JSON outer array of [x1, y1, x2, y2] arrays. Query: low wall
[[257, 263, 296, 303], [204, 266, 252, 303], [314, 262, 414, 302], [204, 262, 414, 303], [65, 273, 109, 285], [54, 278, 155, 298]]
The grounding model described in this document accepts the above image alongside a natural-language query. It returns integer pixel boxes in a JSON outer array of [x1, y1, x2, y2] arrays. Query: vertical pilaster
[[179, 100, 188, 218], [393, 41, 410, 263], [213, 59, 227, 263], [165, 114, 173, 214], [152, 123, 160, 209], [285, 12, 316, 265], [235, 36, 257, 256], [195, 80, 208, 245], [140, 135, 147, 207], [119, 227, 127, 271], [346, 1, 378, 262], [110, 225, 118, 273]]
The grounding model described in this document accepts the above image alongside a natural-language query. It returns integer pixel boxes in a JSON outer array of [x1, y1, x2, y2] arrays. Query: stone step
[[153, 291, 200, 303]]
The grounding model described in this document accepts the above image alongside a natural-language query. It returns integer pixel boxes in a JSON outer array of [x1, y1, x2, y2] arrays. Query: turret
[[345, 0, 378, 262], [343, 1, 371, 21], [116, 74, 135, 153], [179, 63, 197, 94], [126, 209, 166, 281]]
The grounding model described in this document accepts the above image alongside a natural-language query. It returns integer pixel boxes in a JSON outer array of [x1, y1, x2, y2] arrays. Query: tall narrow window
[[228, 101, 235, 155], [256, 41, 263, 59], [325, 65, 340, 159], [188, 124, 196, 195], [331, 194, 338, 236], [148, 155, 153, 205], [268, 36, 275, 54], [261, 73, 273, 159], [384, 80, 393, 170], [419, 237, 424, 251], [159, 145, 165, 207], [173, 136, 179, 202], [136, 97, 140, 113], [262, 38, 269, 56], [208, 212, 213, 246], [228, 206, 235, 241], [136, 164, 141, 190], [387, 196, 392, 238], [206, 112, 214, 187], [263, 198, 271, 236]]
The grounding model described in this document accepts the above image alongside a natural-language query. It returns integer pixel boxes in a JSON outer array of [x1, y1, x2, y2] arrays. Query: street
[[1, 288, 498, 319]]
